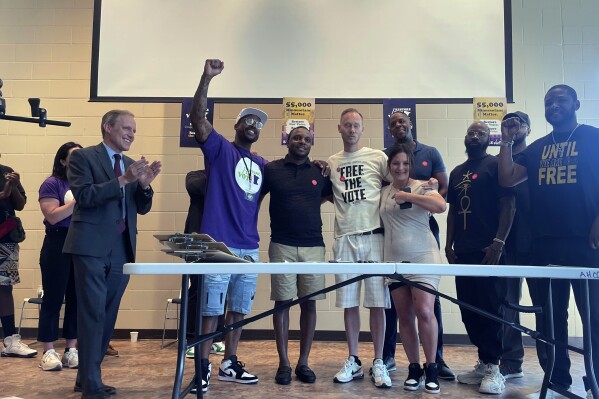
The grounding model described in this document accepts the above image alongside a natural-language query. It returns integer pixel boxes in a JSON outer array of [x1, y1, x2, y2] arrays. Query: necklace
[[235, 146, 255, 200], [551, 123, 581, 145]]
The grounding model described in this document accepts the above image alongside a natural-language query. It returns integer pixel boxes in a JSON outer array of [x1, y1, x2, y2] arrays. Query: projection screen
[[91, 0, 512, 103]]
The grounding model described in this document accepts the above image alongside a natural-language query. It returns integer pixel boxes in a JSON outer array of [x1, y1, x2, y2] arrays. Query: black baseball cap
[[502, 111, 530, 126]]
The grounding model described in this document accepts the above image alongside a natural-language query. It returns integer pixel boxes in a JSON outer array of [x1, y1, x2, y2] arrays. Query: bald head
[[468, 121, 490, 133]]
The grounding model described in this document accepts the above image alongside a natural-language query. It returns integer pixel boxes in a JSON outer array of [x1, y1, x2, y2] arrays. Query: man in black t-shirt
[[498, 111, 533, 381], [499, 85, 599, 399], [260, 126, 332, 386], [184, 170, 226, 362], [446, 121, 515, 395]]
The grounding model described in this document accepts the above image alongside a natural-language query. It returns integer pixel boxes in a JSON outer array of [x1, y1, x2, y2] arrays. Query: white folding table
[[124, 261, 598, 399]]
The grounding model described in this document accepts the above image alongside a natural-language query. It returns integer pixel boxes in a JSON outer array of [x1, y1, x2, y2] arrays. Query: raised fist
[[501, 117, 520, 142], [204, 59, 224, 77]]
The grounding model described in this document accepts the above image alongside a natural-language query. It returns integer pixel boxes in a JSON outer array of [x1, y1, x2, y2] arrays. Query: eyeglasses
[[466, 130, 489, 137], [244, 118, 264, 129]]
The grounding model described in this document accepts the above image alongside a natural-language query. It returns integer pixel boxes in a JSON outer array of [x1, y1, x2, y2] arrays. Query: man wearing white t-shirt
[[327, 108, 392, 389]]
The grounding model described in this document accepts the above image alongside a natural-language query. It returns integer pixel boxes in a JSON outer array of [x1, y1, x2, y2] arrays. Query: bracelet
[[498, 140, 514, 147], [493, 237, 505, 245]]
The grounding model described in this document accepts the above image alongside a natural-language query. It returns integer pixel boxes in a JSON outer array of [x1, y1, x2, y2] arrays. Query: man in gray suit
[[64, 110, 161, 399]]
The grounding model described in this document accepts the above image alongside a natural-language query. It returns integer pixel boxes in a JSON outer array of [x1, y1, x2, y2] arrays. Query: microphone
[[28, 98, 47, 127], [28, 98, 41, 116]]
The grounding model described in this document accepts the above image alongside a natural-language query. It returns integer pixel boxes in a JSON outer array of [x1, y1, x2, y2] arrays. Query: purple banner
[[383, 98, 417, 149], [180, 98, 214, 148]]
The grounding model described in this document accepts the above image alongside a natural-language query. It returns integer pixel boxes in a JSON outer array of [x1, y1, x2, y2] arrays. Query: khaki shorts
[[333, 233, 389, 309], [269, 242, 326, 301]]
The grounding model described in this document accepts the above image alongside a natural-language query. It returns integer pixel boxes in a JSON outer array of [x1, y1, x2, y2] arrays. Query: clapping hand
[[137, 157, 162, 189], [0, 172, 19, 199]]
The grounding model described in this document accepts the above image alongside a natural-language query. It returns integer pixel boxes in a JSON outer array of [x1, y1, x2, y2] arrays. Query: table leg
[[194, 274, 204, 398], [538, 280, 554, 399], [580, 280, 598, 399], [172, 274, 190, 399]]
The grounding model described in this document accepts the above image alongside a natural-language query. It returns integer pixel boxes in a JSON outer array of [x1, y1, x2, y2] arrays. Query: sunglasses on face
[[244, 118, 264, 129]]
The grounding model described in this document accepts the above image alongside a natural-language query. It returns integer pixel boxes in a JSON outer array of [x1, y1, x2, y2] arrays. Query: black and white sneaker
[[404, 363, 424, 391], [424, 363, 440, 394], [218, 355, 259, 384], [191, 361, 211, 393]]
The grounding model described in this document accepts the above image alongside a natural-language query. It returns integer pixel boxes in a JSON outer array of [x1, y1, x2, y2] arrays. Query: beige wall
[[2, 0, 598, 337]]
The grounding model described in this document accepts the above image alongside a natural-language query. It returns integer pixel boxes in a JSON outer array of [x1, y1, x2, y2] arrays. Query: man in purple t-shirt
[[189, 59, 267, 393]]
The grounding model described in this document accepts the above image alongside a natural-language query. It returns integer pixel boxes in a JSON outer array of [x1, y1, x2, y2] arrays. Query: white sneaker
[[61, 348, 79, 368], [587, 389, 593, 399], [211, 341, 225, 355], [333, 356, 364, 383], [1, 334, 37, 358], [40, 349, 62, 371], [371, 358, 392, 388], [479, 364, 505, 395], [457, 359, 487, 385]]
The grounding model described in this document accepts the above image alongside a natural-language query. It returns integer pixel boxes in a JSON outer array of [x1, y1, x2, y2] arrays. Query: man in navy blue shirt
[[260, 126, 332, 386]]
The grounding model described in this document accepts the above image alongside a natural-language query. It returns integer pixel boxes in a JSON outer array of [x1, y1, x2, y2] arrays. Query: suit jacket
[[63, 143, 153, 261]]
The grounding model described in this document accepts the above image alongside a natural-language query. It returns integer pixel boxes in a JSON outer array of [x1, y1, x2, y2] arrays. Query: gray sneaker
[[61, 348, 79, 369], [40, 349, 62, 371], [371, 358, 392, 388], [457, 359, 487, 385], [479, 364, 505, 395]]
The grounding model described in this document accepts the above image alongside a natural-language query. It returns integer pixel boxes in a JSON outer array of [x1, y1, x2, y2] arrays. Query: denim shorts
[[201, 247, 259, 316]]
